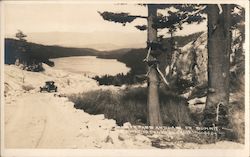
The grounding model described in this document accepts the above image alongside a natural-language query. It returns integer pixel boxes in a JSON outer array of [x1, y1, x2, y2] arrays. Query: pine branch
[[98, 11, 146, 26], [135, 25, 147, 31], [154, 5, 206, 32], [98, 5, 207, 33]]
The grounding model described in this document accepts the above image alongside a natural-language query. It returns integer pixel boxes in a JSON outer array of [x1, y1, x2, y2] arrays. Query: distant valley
[[5, 31, 203, 75]]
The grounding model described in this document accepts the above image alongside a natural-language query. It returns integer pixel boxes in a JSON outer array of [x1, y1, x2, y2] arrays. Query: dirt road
[[5, 92, 124, 148], [6, 93, 77, 148], [4, 65, 152, 149]]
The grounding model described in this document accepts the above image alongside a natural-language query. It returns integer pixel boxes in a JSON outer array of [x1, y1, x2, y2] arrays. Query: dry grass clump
[[69, 87, 193, 126], [227, 75, 245, 143], [227, 100, 244, 143]]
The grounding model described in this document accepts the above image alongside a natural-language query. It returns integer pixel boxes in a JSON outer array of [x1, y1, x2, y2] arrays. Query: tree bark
[[147, 5, 162, 126], [203, 4, 231, 127]]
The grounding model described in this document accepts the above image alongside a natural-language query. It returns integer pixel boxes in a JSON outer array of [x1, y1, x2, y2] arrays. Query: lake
[[50, 56, 130, 76]]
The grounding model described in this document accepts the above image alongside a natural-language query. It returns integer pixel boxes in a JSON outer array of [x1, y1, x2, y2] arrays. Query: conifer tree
[[15, 30, 27, 42]]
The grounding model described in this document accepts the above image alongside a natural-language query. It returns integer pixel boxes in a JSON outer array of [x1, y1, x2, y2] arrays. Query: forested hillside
[[5, 38, 100, 65], [5, 31, 203, 73]]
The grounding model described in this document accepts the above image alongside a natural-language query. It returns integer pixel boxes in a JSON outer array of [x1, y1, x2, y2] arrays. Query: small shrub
[[227, 74, 244, 143], [92, 71, 145, 86]]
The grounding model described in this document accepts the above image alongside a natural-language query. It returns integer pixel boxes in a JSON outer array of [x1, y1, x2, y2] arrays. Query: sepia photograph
[[0, 0, 249, 157]]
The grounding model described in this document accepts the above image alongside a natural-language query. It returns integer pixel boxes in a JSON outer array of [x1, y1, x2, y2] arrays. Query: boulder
[[123, 122, 132, 129]]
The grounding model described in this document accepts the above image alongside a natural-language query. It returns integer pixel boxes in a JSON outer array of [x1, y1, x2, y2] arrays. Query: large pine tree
[[202, 4, 232, 127], [146, 4, 162, 126]]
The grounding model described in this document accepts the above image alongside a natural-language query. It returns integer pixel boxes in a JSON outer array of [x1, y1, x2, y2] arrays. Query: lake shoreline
[[50, 56, 131, 77]]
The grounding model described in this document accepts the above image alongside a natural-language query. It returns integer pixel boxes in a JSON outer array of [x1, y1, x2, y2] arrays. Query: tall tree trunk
[[203, 4, 231, 127], [158, 30, 174, 83], [168, 31, 175, 80], [147, 5, 162, 126]]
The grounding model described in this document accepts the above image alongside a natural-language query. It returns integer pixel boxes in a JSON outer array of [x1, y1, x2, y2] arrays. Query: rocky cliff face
[[170, 30, 243, 97], [165, 32, 208, 95], [176, 32, 208, 86]]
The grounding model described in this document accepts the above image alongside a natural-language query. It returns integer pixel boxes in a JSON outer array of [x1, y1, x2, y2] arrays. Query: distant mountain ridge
[[9, 31, 146, 51]]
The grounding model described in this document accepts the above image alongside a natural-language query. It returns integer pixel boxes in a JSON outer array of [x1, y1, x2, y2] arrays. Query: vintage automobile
[[40, 81, 58, 92]]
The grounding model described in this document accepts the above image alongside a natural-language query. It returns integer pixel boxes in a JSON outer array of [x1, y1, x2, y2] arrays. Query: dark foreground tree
[[202, 4, 232, 127], [15, 30, 28, 66], [14, 30, 44, 72], [99, 4, 166, 126], [146, 4, 162, 125], [170, 4, 244, 129]]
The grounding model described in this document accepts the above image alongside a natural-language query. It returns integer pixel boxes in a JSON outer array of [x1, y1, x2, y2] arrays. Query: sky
[[4, 2, 207, 50]]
